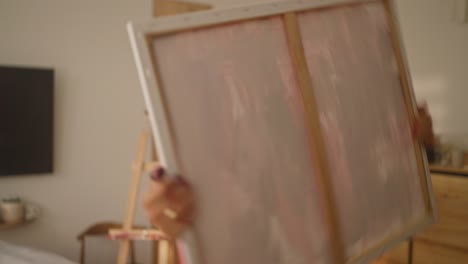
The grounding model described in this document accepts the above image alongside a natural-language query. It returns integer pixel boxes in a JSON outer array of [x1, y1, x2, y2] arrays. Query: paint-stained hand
[[414, 103, 435, 148], [143, 167, 195, 240]]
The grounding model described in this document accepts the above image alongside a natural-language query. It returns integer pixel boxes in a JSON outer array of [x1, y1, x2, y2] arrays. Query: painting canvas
[[298, 2, 429, 260], [128, 0, 436, 263], [151, 16, 334, 264]]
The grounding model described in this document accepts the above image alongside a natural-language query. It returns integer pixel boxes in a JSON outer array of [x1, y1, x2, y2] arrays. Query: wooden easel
[[113, 123, 160, 264], [111, 113, 183, 264], [113, 3, 212, 264]]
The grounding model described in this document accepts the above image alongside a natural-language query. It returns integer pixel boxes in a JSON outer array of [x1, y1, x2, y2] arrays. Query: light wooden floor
[[374, 174, 468, 264]]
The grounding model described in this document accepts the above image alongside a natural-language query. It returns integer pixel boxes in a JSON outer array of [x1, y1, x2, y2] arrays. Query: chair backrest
[[77, 222, 124, 240], [77, 221, 142, 264]]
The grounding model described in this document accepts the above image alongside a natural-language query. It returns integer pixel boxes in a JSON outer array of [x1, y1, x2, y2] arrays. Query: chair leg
[[152, 241, 159, 264], [408, 238, 414, 264], [79, 239, 85, 264], [130, 241, 136, 264]]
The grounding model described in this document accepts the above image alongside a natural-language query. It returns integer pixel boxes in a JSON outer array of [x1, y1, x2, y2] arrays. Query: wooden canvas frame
[[127, 0, 437, 263]]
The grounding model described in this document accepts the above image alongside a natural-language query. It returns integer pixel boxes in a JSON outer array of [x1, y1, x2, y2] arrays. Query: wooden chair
[[77, 221, 141, 264]]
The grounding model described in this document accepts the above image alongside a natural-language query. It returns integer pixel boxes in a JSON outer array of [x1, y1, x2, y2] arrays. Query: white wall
[[0, 0, 152, 262]]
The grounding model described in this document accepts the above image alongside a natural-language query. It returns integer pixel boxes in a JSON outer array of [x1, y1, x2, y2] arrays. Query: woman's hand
[[414, 103, 435, 148], [143, 167, 194, 240]]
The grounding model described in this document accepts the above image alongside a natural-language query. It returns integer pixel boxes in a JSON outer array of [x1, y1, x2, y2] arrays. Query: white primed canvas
[[127, 0, 436, 263]]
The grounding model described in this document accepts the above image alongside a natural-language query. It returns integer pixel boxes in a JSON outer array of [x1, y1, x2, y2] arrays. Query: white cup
[[1, 202, 25, 224]]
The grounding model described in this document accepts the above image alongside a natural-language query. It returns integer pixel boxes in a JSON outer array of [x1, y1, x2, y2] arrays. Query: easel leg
[[117, 131, 149, 264], [168, 241, 179, 264]]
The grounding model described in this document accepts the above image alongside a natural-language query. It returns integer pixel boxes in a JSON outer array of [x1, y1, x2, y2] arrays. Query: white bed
[[0, 240, 77, 264]]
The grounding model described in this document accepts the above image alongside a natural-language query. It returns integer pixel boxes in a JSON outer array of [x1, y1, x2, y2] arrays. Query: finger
[[417, 101, 428, 111], [153, 212, 186, 240], [156, 203, 193, 239], [420, 101, 428, 110], [143, 183, 168, 211], [417, 103, 431, 120], [143, 168, 171, 217], [166, 177, 191, 201], [412, 113, 434, 148], [146, 174, 191, 210], [166, 194, 194, 224], [175, 199, 195, 225], [148, 167, 172, 199], [150, 166, 166, 181], [411, 116, 420, 140], [144, 169, 195, 236], [144, 193, 171, 228], [165, 179, 194, 214]]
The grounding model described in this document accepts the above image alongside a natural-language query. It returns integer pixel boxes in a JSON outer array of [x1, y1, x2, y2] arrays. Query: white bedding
[[0, 240, 77, 264]]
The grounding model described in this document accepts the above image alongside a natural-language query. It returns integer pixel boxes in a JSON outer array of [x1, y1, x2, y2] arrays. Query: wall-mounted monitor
[[0, 65, 54, 176]]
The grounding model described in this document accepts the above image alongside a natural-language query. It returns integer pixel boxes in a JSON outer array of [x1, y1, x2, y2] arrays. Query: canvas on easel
[[127, 0, 437, 263]]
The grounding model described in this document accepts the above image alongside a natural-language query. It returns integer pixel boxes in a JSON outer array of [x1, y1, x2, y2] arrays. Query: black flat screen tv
[[0, 65, 54, 176]]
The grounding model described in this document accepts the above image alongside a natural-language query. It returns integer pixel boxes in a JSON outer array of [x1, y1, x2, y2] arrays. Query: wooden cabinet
[[377, 174, 468, 264]]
